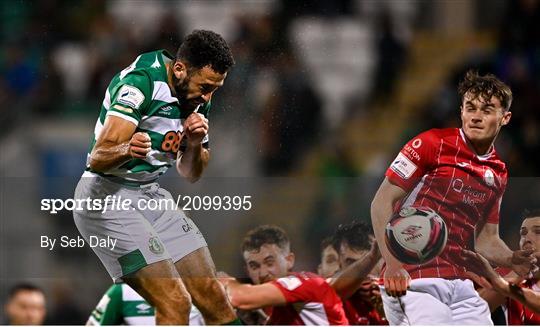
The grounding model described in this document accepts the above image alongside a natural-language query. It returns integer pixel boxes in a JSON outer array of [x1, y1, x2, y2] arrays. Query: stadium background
[[1, 0, 539, 323]]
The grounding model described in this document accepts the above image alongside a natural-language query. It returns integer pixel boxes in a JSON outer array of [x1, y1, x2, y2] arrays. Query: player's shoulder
[[114, 49, 172, 85], [105, 283, 123, 298], [275, 271, 327, 290], [416, 128, 458, 142]]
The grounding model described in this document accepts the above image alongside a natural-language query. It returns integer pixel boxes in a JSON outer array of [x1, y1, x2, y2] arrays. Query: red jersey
[[506, 279, 540, 325], [385, 128, 508, 279], [343, 291, 388, 325], [268, 272, 349, 325]]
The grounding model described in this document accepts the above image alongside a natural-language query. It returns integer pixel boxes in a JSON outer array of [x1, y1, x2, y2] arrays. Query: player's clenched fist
[[384, 264, 411, 297], [129, 132, 152, 158], [183, 112, 208, 147]]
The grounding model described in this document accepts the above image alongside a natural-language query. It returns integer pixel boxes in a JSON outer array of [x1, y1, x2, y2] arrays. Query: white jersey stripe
[[139, 115, 180, 135], [93, 119, 104, 140], [106, 110, 139, 126], [402, 175, 426, 208], [299, 302, 330, 325], [122, 284, 145, 301], [107, 167, 168, 182], [144, 149, 176, 166], [103, 88, 111, 109], [152, 81, 178, 103]]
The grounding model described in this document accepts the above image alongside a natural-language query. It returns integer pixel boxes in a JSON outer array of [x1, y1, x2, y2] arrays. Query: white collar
[[459, 128, 494, 160]]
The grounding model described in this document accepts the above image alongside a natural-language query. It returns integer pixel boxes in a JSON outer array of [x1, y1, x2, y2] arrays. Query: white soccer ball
[[385, 206, 448, 265]]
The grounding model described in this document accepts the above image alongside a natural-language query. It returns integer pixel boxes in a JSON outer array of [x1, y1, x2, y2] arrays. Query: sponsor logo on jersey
[[136, 303, 152, 314], [390, 153, 418, 179], [452, 178, 464, 192], [158, 105, 173, 115], [404, 144, 421, 161], [277, 276, 302, 291], [412, 138, 422, 149], [148, 236, 164, 255], [117, 85, 145, 109]]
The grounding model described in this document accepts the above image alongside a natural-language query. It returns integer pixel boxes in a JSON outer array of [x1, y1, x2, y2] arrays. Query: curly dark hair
[[332, 220, 373, 252], [241, 225, 290, 253], [458, 70, 513, 111], [176, 29, 234, 74]]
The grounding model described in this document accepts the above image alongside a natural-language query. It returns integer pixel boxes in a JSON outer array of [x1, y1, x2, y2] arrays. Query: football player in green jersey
[[87, 283, 205, 325], [73, 30, 238, 325]]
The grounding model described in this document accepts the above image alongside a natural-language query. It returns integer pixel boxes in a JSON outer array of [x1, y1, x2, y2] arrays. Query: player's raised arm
[[476, 222, 536, 278], [89, 115, 151, 173], [371, 177, 409, 297], [221, 278, 286, 310], [330, 239, 381, 299], [463, 250, 540, 313], [176, 112, 210, 183]]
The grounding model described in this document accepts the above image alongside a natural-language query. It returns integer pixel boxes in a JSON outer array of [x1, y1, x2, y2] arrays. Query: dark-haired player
[[220, 225, 349, 325], [329, 221, 387, 325], [371, 70, 537, 324], [73, 30, 239, 324], [317, 236, 340, 279]]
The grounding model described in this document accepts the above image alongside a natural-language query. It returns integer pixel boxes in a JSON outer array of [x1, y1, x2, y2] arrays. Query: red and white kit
[[505, 279, 540, 325], [381, 127, 506, 325], [267, 271, 349, 325]]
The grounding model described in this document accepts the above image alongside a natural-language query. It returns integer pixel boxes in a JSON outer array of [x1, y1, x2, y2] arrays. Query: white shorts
[[381, 278, 493, 325], [73, 174, 207, 282]]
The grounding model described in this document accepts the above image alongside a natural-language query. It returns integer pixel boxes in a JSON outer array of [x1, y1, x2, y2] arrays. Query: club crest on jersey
[[117, 85, 145, 109], [484, 169, 495, 186], [148, 236, 164, 255]]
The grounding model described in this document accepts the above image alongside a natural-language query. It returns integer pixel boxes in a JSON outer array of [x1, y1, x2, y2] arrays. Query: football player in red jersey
[[219, 225, 349, 325], [328, 221, 387, 325], [318, 236, 341, 279], [463, 209, 540, 325], [371, 70, 538, 324]]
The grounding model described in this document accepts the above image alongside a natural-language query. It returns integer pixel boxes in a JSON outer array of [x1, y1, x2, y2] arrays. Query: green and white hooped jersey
[[86, 50, 210, 184], [87, 283, 205, 325]]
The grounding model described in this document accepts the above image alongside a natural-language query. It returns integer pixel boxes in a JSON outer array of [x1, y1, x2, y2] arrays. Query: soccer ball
[[385, 206, 448, 265]]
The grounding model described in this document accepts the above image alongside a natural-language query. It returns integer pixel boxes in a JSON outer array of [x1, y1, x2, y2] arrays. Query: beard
[[173, 75, 190, 103], [173, 73, 203, 110]]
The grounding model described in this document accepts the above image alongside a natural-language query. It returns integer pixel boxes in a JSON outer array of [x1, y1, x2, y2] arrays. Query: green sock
[[222, 318, 243, 325]]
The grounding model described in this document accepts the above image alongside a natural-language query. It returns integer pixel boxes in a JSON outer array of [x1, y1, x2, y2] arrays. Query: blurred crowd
[[0, 0, 415, 176], [415, 0, 540, 176]]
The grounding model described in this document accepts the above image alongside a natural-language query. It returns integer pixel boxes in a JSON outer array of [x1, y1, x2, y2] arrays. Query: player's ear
[[173, 60, 187, 81], [286, 252, 295, 270], [501, 110, 512, 126]]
